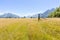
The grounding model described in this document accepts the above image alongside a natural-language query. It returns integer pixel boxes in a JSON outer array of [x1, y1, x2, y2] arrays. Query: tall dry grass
[[0, 18, 60, 40]]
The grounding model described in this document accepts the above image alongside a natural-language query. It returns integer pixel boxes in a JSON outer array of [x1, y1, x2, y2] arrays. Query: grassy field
[[0, 18, 60, 40]]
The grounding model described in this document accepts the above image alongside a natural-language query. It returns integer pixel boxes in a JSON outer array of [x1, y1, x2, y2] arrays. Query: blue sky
[[0, 0, 60, 16]]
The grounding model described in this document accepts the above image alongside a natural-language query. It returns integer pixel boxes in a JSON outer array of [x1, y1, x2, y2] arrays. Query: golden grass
[[0, 18, 60, 40]]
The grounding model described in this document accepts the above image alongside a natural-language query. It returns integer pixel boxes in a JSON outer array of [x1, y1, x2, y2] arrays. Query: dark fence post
[[38, 14, 40, 21]]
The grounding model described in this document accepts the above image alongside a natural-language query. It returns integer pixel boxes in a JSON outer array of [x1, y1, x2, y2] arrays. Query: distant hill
[[27, 8, 55, 18], [0, 13, 20, 18]]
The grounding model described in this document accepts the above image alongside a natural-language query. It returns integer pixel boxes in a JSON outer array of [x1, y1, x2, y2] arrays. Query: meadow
[[0, 18, 60, 40]]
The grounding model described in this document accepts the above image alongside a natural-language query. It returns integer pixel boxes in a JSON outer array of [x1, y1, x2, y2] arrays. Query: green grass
[[0, 18, 60, 40]]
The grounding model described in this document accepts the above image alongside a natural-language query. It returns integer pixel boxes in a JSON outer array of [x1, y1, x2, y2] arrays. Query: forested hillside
[[48, 7, 60, 17]]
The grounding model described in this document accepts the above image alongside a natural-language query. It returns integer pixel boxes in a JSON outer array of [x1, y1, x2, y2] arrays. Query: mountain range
[[0, 8, 55, 18]]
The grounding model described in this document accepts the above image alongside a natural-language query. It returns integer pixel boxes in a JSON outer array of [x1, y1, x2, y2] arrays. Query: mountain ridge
[[27, 8, 55, 18], [0, 13, 20, 18]]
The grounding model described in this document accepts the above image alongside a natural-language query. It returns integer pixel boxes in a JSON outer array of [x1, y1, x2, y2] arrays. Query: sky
[[0, 0, 60, 16]]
